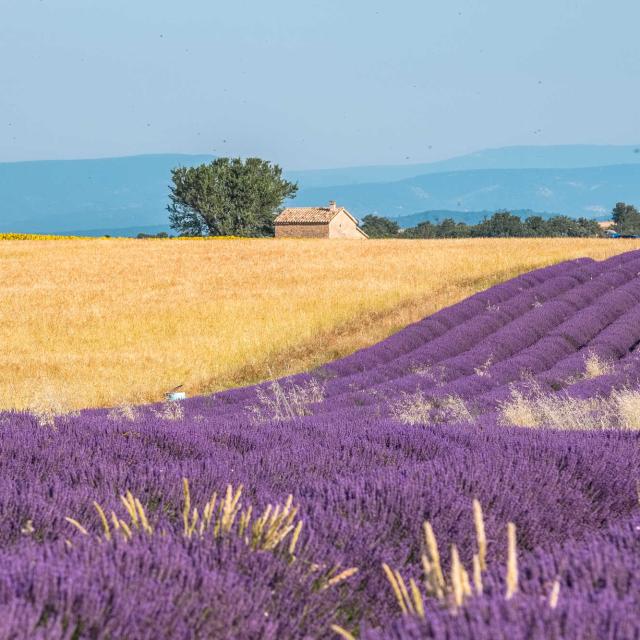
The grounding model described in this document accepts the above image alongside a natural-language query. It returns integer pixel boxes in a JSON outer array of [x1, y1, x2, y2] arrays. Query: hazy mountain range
[[299, 164, 640, 220], [1, 145, 640, 235]]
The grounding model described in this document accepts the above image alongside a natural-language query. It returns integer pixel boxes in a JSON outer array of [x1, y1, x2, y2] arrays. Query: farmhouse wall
[[328, 210, 367, 239], [274, 224, 330, 238]]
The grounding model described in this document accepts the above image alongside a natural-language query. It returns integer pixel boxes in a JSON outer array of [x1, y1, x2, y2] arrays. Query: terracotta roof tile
[[275, 206, 342, 224]]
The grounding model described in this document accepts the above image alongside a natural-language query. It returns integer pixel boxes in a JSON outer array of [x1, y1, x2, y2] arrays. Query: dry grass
[[390, 391, 473, 425], [500, 383, 640, 430], [390, 391, 433, 425], [151, 400, 185, 422], [27, 384, 79, 427], [2, 237, 640, 411], [250, 379, 325, 423], [614, 388, 640, 428], [66, 478, 304, 555], [583, 353, 614, 379], [107, 403, 140, 422], [381, 499, 523, 619]]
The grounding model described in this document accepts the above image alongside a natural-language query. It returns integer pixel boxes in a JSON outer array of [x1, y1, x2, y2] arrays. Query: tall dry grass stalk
[[331, 625, 357, 640], [66, 478, 305, 556], [505, 522, 518, 599], [2, 237, 639, 411], [548, 579, 561, 609], [383, 500, 520, 617], [473, 498, 487, 571]]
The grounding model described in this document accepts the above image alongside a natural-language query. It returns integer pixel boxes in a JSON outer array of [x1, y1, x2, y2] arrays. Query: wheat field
[[2, 237, 640, 411]]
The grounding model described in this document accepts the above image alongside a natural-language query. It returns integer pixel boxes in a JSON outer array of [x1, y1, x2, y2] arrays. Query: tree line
[[360, 211, 604, 238], [361, 203, 640, 239]]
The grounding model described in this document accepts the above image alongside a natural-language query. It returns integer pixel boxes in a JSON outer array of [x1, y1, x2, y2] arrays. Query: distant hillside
[[388, 209, 569, 229], [290, 144, 640, 188], [0, 154, 213, 234], [1, 146, 640, 234], [296, 164, 640, 218]]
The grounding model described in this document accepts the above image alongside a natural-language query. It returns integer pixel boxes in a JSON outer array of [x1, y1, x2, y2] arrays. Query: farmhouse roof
[[275, 201, 359, 225]]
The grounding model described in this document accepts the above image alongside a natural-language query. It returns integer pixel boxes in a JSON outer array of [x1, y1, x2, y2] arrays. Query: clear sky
[[1, 0, 639, 168]]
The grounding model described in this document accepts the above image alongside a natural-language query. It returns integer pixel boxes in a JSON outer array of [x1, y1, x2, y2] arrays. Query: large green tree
[[611, 202, 640, 236], [167, 157, 298, 237]]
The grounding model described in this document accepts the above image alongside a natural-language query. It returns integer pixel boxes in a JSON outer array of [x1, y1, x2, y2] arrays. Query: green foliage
[[473, 211, 527, 237], [611, 202, 640, 236], [360, 214, 400, 238], [523, 215, 547, 236], [436, 218, 469, 238], [168, 157, 298, 237], [541, 216, 602, 237], [385, 210, 604, 238], [403, 221, 437, 239]]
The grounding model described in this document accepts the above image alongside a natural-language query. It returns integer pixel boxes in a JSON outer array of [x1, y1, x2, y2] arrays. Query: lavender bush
[[2, 250, 640, 638]]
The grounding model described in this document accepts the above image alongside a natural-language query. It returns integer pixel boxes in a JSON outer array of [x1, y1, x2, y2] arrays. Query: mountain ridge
[[296, 163, 640, 218]]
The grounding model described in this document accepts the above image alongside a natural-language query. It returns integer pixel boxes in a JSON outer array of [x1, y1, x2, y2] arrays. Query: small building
[[598, 220, 620, 237], [274, 201, 368, 239]]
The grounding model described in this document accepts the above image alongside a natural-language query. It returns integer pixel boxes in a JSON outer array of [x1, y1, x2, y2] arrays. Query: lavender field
[[3, 249, 640, 639]]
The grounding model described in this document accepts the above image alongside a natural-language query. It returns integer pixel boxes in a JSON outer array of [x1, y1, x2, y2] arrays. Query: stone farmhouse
[[274, 201, 368, 239], [598, 220, 619, 237]]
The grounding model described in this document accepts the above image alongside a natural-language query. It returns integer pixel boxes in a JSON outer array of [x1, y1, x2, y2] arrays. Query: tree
[[575, 217, 603, 237], [360, 214, 400, 238], [543, 215, 579, 237], [611, 202, 640, 236], [523, 216, 546, 236], [167, 157, 298, 237], [435, 218, 470, 238], [473, 211, 525, 237], [404, 221, 437, 238]]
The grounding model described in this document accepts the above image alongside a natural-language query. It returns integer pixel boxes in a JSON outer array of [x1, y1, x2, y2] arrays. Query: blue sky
[[1, 0, 639, 168]]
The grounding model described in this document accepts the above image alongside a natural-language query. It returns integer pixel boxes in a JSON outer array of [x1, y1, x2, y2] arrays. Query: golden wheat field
[[2, 237, 640, 412]]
